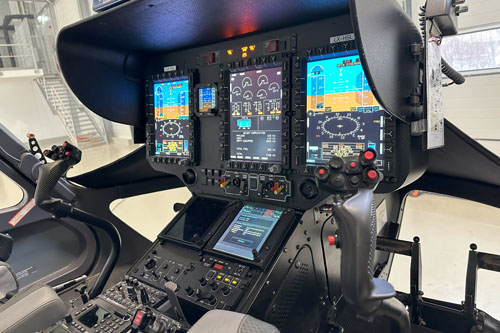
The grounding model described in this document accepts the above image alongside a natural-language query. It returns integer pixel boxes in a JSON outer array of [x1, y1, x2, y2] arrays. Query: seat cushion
[[0, 284, 67, 333], [188, 309, 279, 333]]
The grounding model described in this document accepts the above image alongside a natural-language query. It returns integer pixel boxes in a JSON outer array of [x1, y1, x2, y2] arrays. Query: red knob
[[367, 170, 378, 180], [328, 235, 336, 246], [364, 150, 374, 161]]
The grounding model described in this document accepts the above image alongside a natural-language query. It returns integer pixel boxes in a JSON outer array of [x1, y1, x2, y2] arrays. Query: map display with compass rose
[[154, 78, 190, 157], [306, 51, 385, 168]]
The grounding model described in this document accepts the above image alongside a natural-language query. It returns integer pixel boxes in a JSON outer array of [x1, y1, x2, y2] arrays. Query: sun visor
[[350, 0, 423, 123]]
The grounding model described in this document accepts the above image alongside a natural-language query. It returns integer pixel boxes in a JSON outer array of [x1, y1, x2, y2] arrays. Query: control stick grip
[[333, 189, 394, 314], [34, 159, 76, 212]]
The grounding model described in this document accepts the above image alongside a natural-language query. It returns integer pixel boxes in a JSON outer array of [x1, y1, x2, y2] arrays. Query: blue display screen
[[306, 51, 385, 168], [199, 86, 216, 112], [154, 78, 190, 156], [214, 205, 283, 260]]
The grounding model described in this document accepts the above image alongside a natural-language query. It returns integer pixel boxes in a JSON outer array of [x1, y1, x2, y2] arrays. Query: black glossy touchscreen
[[163, 197, 228, 243], [78, 306, 110, 328]]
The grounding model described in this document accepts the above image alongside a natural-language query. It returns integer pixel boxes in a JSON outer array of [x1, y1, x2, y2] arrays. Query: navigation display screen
[[154, 77, 190, 156], [229, 66, 282, 162], [199, 86, 216, 113], [306, 51, 385, 168], [214, 204, 283, 260]]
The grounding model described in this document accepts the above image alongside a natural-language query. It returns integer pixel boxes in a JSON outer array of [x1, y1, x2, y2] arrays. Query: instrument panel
[[145, 16, 415, 210]]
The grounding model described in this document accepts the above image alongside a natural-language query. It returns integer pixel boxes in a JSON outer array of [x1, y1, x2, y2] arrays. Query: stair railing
[[37, 76, 79, 146]]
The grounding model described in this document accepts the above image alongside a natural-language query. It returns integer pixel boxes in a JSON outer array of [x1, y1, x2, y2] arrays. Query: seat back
[[0, 284, 67, 333]]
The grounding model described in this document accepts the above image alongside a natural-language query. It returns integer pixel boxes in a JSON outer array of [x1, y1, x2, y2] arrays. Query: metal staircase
[[2, 1, 109, 148], [36, 74, 108, 148]]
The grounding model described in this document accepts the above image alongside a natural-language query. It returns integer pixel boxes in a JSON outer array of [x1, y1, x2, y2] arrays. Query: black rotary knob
[[209, 281, 218, 291], [185, 286, 195, 296], [199, 277, 207, 287], [208, 294, 217, 305], [221, 286, 230, 296]]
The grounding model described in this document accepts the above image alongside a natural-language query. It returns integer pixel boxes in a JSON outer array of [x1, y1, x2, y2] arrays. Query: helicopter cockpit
[[1, 0, 500, 332]]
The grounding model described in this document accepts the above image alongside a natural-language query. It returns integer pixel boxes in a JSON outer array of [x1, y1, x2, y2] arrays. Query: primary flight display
[[306, 51, 385, 168], [154, 78, 190, 157]]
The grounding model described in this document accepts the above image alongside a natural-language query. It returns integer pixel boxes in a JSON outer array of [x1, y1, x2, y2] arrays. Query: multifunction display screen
[[154, 77, 190, 156], [199, 86, 216, 113], [306, 51, 385, 168], [229, 66, 282, 162], [214, 204, 283, 260]]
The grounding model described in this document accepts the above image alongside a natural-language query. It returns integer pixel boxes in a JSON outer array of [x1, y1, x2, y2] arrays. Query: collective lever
[[163, 281, 188, 324]]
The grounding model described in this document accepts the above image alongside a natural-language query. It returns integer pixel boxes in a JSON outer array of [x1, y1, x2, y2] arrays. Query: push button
[[215, 273, 225, 281]]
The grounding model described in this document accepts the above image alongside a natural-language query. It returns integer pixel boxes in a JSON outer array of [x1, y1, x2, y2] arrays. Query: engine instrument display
[[214, 204, 283, 260], [306, 51, 385, 167], [229, 66, 282, 162], [154, 77, 190, 157]]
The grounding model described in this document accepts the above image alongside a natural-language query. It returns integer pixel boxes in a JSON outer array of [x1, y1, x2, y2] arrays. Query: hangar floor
[[1, 140, 499, 319]]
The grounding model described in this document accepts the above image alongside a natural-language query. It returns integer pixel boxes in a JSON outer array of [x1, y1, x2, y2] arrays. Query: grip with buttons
[[315, 149, 396, 315]]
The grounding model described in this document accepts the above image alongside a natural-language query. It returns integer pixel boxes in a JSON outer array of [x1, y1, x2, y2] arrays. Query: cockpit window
[[441, 28, 500, 74], [391, 191, 500, 319], [0, 1, 141, 178], [0, 171, 24, 210]]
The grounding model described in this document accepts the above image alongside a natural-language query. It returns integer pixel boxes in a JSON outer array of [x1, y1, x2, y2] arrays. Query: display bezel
[[195, 82, 218, 116], [291, 41, 396, 180], [221, 56, 291, 172], [206, 202, 297, 268], [146, 70, 197, 165], [304, 50, 386, 168]]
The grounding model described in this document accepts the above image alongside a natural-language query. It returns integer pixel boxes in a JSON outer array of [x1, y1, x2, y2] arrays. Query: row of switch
[[206, 270, 241, 287]]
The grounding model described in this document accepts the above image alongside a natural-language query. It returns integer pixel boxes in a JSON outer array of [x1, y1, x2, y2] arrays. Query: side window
[[389, 191, 500, 318], [0, 2, 142, 179], [0, 171, 24, 210], [110, 187, 193, 241]]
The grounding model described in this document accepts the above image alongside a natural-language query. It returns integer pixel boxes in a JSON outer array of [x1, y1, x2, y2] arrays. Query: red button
[[318, 168, 325, 175], [367, 170, 378, 180], [213, 263, 224, 270], [328, 235, 336, 246], [133, 311, 144, 325], [266, 40, 278, 53], [349, 162, 356, 168], [206, 53, 215, 64], [364, 151, 374, 161]]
